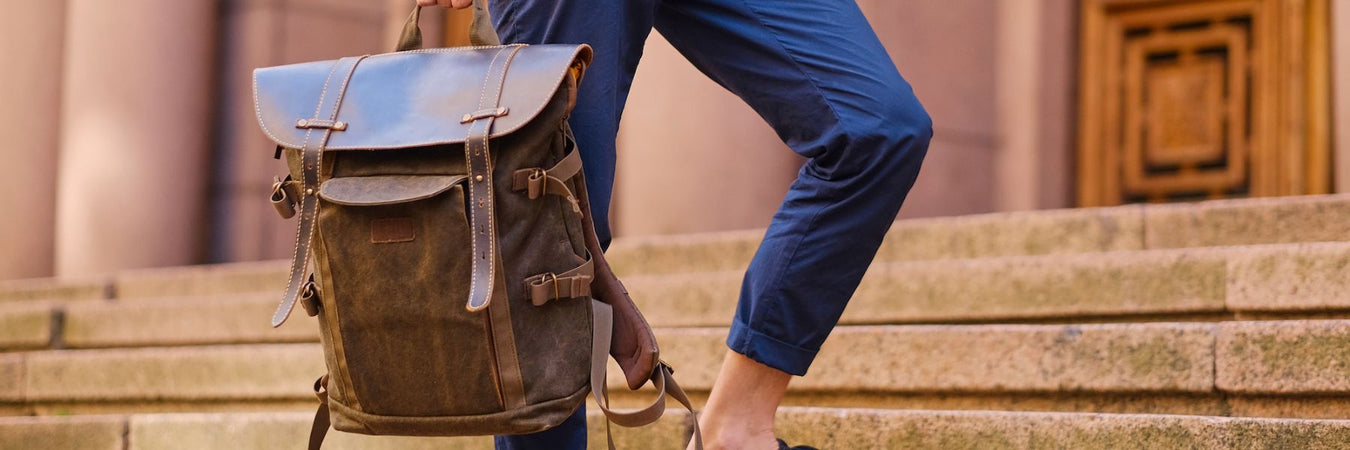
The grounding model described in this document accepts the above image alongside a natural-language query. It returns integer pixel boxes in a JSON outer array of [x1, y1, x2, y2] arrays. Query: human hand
[[416, 0, 472, 9]]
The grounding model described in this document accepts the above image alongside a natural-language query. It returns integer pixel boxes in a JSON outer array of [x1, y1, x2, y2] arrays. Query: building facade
[[1, 0, 1346, 279]]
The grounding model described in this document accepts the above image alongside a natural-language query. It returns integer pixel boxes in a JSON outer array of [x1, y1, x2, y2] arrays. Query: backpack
[[254, 4, 700, 448]]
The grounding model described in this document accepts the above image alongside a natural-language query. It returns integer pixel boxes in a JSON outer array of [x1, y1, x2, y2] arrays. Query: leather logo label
[[371, 217, 416, 243]]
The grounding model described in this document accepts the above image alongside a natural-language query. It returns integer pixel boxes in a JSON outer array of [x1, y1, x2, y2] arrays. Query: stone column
[[993, 0, 1076, 210], [55, 0, 219, 276], [1334, 0, 1350, 192], [0, 1, 66, 279], [211, 0, 394, 264]]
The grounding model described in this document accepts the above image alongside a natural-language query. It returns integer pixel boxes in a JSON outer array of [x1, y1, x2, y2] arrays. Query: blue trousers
[[490, 0, 931, 448]]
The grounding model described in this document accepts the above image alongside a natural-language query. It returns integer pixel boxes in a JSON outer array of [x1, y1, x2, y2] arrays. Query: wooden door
[[1078, 0, 1332, 205]]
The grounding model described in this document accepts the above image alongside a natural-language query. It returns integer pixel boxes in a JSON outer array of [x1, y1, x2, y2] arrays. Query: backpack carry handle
[[396, 0, 502, 52]]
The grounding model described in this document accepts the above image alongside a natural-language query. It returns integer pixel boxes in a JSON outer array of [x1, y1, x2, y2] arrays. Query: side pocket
[[316, 174, 505, 417]]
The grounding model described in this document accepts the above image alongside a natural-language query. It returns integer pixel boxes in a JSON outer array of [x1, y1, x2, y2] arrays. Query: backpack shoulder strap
[[590, 300, 703, 450]]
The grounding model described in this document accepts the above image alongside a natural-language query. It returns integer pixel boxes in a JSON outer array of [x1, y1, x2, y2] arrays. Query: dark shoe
[[778, 438, 818, 450]]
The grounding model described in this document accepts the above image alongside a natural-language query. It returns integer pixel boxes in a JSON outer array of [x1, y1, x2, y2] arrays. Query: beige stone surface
[[640, 323, 1215, 393], [0, 415, 125, 450], [0, 303, 53, 350], [774, 408, 1350, 449], [62, 294, 317, 348], [7, 409, 1350, 450], [0, 354, 23, 402], [113, 260, 287, 299], [1227, 242, 1350, 312], [879, 205, 1144, 262], [607, 229, 762, 278], [608, 201, 1141, 277], [1144, 194, 1350, 249], [1223, 418, 1350, 448], [128, 412, 490, 450], [587, 409, 693, 450], [626, 271, 742, 328], [23, 344, 322, 402], [0, 277, 108, 303], [1227, 396, 1350, 420], [628, 248, 1227, 327], [1216, 320, 1350, 394], [847, 249, 1225, 323]]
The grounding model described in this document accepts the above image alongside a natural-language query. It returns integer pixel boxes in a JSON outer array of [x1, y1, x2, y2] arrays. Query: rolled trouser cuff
[[726, 318, 818, 376]]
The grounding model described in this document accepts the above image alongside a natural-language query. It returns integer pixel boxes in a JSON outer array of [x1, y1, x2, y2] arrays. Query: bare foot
[[688, 351, 791, 450]]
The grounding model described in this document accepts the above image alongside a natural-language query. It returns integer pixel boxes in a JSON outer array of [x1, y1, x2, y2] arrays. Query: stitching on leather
[[465, 47, 509, 311], [256, 45, 588, 150], [478, 45, 524, 311], [274, 57, 346, 325]]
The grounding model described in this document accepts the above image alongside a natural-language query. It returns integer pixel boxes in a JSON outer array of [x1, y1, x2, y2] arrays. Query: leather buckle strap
[[270, 175, 299, 219], [272, 55, 368, 328], [461, 44, 525, 312], [299, 275, 321, 317], [308, 374, 331, 450], [526, 258, 593, 306], [511, 146, 583, 212]]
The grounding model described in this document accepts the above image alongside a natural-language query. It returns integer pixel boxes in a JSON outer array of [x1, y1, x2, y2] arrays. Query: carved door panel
[[1078, 0, 1331, 206]]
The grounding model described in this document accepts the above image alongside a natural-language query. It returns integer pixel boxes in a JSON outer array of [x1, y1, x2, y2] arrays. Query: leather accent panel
[[369, 218, 416, 243], [253, 45, 593, 151], [318, 175, 467, 206]]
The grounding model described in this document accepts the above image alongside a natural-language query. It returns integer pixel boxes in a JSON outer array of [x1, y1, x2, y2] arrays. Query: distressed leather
[[253, 45, 590, 151], [255, 4, 699, 448]]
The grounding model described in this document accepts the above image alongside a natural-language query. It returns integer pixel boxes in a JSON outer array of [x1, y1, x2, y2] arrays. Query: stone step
[[5, 194, 1350, 303], [626, 241, 1350, 327], [606, 193, 1350, 276], [5, 241, 1350, 353], [4, 408, 1350, 450], [3, 321, 1345, 413]]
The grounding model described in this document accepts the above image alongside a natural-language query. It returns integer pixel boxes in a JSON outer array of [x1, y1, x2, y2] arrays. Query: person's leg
[[486, 1, 656, 449], [652, 0, 932, 448]]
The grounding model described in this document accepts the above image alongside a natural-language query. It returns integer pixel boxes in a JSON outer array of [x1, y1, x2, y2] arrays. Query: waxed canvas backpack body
[[253, 4, 699, 448]]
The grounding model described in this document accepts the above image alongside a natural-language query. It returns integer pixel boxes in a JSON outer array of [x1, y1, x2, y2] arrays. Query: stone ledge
[[1144, 193, 1350, 250], [0, 303, 54, 350], [775, 407, 1350, 449], [1227, 242, 1350, 312], [113, 260, 288, 299], [5, 408, 1349, 449], [9, 320, 1350, 404], [1216, 320, 1350, 394], [61, 294, 316, 348], [631, 323, 1216, 394], [628, 247, 1228, 327], [0, 276, 108, 303], [22, 344, 324, 402], [0, 415, 124, 450]]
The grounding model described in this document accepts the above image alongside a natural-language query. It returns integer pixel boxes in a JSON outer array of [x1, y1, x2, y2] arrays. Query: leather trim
[[488, 255, 527, 410], [525, 258, 593, 306], [273, 55, 369, 328], [252, 45, 593, 151], [463, 45, 525, 312], [318, 175, 467, 206]]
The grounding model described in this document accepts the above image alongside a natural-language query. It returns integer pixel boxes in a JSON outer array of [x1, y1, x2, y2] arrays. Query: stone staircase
[[4, 195, 1350, 449]]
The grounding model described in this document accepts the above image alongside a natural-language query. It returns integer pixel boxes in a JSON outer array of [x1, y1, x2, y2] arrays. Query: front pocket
[[316, 175, 503, 416]]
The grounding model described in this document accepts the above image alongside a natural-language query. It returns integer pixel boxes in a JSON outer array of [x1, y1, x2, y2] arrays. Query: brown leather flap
[[318, 175, 466, 206], [252, 44, 593, 151]]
